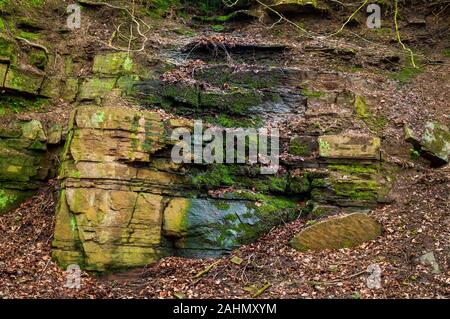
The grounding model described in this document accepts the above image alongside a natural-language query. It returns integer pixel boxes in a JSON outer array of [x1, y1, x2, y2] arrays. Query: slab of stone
[[4, 66, 44, 94], [290, 213, 382, 252], [418, 251, 440, 274], [58, 188, 164, 271], [40, 77, 61, 98], [421, 122, 450, 166], [93, 52, 133, 75], [46, 124, 63, 145], [61, 77, 79, 102], [77, 77, 117, 101], [318, 135, 381, 160]]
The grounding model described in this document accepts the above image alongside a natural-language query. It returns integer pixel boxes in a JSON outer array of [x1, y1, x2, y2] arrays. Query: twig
[[78, 0, 150, 52], [394, 0, 417, 68], [255, 0, 316, 39], [305, 269, 368, 286], [252, 282, 271, 298], [325, 0, 369, 38], [193, 260, 221, 279], [37, 258, 51, 280]]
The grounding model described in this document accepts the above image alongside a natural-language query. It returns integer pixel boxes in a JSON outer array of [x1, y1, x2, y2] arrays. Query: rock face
[[53, 105, 180, 270], [290, 213, 382, 252], [52, 105, 300, 271], [0, 120, 57, 214], [0, 32, 393, 272], [52, 104, 389, 271]]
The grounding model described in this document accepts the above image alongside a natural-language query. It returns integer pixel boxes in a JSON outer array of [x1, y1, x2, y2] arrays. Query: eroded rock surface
[[290, 213, 382, 251], [52, 105, 301, 271], [0, 120, 58, 214]]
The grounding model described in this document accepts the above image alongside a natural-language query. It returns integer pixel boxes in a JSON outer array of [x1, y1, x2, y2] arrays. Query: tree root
[[78, 0, 151, 52], [394, 0, 418, 68], [15, 37, 49, 55]]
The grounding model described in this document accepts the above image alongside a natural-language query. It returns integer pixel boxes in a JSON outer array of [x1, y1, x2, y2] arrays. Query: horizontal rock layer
[[53, 105, 302, 271], [0, 120, 60, 213]]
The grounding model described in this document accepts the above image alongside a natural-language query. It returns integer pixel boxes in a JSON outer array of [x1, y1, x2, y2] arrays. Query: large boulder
[[290, 213, 382, 251]]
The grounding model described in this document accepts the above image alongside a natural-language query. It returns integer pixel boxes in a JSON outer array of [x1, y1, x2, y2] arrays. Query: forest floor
[[0, 166, 448, 299], [0, 1, 449, 299]]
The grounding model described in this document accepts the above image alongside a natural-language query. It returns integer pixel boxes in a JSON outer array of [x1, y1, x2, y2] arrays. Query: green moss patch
[[0, 94, 50, 115], [391, 66, 423, 84], [354, 95, 387, 132], [0, 188, 34, 214]]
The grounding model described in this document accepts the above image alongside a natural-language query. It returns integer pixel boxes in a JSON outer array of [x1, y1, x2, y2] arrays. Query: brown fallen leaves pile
[[0, 167, 449, 299]]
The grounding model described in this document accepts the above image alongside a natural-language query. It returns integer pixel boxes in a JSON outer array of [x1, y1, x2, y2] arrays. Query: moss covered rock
[[53, 188, 165, 271], [78, 77, 117, 101], [310, 164, 388, 207], [3, 66, 45, 94], [421, 122, 450, 166], [165, 196, 299, 257], [93, 52, 134, 75], [0, 63, 7, 84], [200, 89, 263, 114], [0, 119, 53, 214], [289, 135, 317, 157], [0, 34, 15, 61], [267, 0, 328, 15], [61, 78, 79, 102], [318, 135, 381, 160], [0, 188, 34, 214]]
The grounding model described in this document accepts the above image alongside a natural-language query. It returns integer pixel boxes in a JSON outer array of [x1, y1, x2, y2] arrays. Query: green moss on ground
[[392, 66, 423, 84]]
